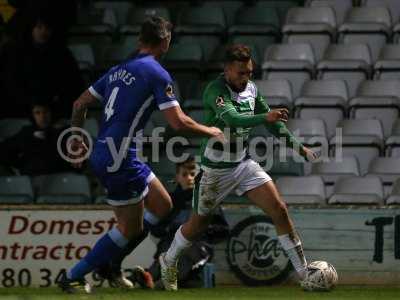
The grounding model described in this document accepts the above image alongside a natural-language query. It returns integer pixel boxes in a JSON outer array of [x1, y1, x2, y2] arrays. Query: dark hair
[[139, 16, 172, 47], [176, 155, 196, 173], [225, 44, 252, 64]]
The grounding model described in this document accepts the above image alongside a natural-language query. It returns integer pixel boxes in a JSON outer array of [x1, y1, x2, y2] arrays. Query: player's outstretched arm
[[162, 106, 225, 142], [255, 94, 318, 161]]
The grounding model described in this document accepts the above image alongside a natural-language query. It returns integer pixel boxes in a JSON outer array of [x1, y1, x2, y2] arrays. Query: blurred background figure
[[0, 101, 73, 176], [0, 4, 83, 119]]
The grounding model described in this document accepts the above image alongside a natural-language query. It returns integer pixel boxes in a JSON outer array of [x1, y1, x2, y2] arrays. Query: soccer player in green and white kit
[[159, 44, 319, 290]]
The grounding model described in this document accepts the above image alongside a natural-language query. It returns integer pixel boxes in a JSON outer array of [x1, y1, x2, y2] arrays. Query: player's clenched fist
[[266, 108, 289, 123]]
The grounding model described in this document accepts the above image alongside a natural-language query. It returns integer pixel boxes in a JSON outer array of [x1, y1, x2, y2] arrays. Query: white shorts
[[193, 159, 272, 216]]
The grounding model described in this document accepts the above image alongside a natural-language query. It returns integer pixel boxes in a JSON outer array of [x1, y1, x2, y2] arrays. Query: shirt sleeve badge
[[216, 95, 225, 107], [165, 84, 175, 98]]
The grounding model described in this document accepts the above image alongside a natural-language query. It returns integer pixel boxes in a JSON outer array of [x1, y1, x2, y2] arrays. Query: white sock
[[278, 233, 307, 280], [164, 226, 192, 266]]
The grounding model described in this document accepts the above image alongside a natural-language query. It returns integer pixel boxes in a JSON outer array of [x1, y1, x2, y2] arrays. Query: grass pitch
[[0, 286, 399, 300]]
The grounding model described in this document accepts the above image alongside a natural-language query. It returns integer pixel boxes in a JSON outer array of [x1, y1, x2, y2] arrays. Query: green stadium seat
[[164, 43, 203, 100], [98, 36, 138, 69], [175, 4, 226, 35], [121, 6, 171, 35], [83, 118, 99, 138], [178, 35, 220, 62], [224, 193, 248, 204], [230, 35, 276, 61], [0, 118, 30, 141], [148, 157, 177, 192], [93, 1, 134, 26], [68, 44, 95, 71], [0, 176, 34, 204], [36, 173, 92, 204], [228, 5, 280, 37], [205, 1, 242, 27], [265, 155, 305, 179], [262, 1, 299, 24]]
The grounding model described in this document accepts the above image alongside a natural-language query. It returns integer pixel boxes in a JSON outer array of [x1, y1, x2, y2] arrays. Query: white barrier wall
[[1, 207, 400, 287]]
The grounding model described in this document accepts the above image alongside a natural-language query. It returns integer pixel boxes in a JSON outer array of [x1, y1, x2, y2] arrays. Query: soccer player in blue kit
[[58, 17, 224, 293]]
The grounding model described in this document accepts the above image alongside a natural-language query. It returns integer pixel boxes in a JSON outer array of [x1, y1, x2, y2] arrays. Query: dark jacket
[[0, 38, 83, 119], [0, 125, 73, 176]]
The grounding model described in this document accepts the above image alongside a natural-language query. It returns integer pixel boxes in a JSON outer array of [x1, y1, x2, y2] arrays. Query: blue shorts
[[90, 146, 155, 206]]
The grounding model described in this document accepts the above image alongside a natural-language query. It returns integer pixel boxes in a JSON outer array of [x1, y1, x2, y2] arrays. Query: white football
[[301, 261, 338, 292]]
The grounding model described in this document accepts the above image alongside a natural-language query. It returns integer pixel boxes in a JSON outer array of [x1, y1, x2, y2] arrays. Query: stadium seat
[[261, 1, 299, 24], [264, 155, 304, 178], [331, 119, 384, 175], [282, 7, 336, 61], [253, 79, 293, 109], [286, 119, 328, 147], [0, 176, 33, 204], [363, 0, 400, 25], [0, 118, 30, 141], [68, 44, 95, 71], [148, 156, 177, 192], [386, 178, 400, 204], [228, 4, 280, 37], [367, 157, 400, 197], [182, 81, 208, 109], [374, 45, 400, 79], [164, 43, 203, 100], [306, 0, 353, 25], [276, 176, 326, 205], [150, 110, 169, 129], [349, 80, 400, 138], [83, 118, 99, 138], [70, 7, 117, 38], [295, 80, 348, 138], [386, 119, 400, 157], [329, 176, 384, 205], [97, 36, 138, 69], [338, 7, 392, 62], [68, 35, 113, 71], [317, 44, 372, 97], [262, 44, 315, 98], [311, 156, 360, 197], [178, 36, 220, 62], [205, 1, 242, 27], [93, 1, 134, 26], [230, 35, 276, 61], [175, 4, 226, 35], [36, 173, 92, 204], [121, 6, 171, 34]]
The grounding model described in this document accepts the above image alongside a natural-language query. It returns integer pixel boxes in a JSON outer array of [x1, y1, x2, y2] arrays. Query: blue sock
[[67, 227, 128, 280]]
